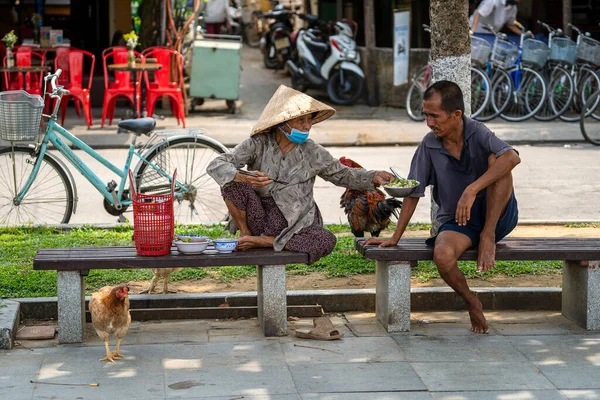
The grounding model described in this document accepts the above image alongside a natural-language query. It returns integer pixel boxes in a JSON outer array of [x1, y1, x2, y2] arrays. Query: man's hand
[[373, 171, 395, 186], [455, 187, 477, 226], [235, 171, 272, 188], [364, 237, 399, 247]]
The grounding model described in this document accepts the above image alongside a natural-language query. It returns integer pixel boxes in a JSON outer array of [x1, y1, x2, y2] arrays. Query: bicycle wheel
[[500, 67, 546, 122], [0, 146, 73, 225], [561, 66, 600, 122], [470, 67, 491, 119], [580, 88, 600, 145], [406, 66, 430, 121], [136, 136, 229, 225], [477, 68, 512, 122], [534, 66, 573, 121]]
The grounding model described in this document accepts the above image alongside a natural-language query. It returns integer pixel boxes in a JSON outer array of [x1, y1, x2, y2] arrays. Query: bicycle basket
[[577, 35, 600, 66], [491, 40, 519, 69], [521, 39, 550, 69], [129, 169, 176, 256], [0, 91, 44, 141], [471, 36, 492, 67], [549, 37, 577, 65]]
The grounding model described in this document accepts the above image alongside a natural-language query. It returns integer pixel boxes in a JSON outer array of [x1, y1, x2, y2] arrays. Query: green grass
[[0, 224, 563, 299]]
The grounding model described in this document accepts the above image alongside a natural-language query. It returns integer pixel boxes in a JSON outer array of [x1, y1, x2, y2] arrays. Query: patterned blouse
[[207, 130, 376, 251]]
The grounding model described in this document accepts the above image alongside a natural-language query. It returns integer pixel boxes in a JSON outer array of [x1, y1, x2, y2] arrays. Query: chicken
[[89, 284, 131, 362], [140, 268, 183, 294], [339, 157, 402, 237]]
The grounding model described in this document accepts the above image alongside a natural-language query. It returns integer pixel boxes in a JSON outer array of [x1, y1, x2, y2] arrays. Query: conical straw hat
[[250, 85, 335, 136]]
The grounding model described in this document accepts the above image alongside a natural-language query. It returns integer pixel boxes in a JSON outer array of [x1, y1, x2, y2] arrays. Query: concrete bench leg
[[57, 270, 86, 344], [562, 260, 600, 330], [257, 264, 287, 336], [376, 260, 412, 332]]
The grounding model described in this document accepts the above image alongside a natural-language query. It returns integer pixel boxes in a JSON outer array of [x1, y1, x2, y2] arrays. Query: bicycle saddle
[[118, 118, 156, 135]]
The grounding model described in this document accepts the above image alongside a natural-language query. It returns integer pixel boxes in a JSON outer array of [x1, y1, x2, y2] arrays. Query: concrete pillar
[[57, 271, 85, 344], [376, 260, 412, 332], [257, 264, 287, 336], [562, 260, 600, 330]]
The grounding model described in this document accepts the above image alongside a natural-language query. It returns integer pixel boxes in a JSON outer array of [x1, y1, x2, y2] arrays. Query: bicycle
[[405, 25, 491, 121], [579, 87, 600, 145], [0, 70, 230, 226], [486, 23, 547, 122]]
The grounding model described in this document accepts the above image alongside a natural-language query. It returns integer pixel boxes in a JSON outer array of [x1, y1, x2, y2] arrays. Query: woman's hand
[[235, 170, 273, 188], [372, 171, 395, 186]]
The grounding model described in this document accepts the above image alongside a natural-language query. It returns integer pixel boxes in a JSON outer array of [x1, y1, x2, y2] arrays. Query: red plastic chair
[[101, 47, 142, 127], [143, 48, 186, 127], [59, 50, 96, 128], [2, 49, 45, 94]]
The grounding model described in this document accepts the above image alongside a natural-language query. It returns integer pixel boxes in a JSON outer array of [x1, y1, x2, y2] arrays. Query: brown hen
[[89, 284, 131, 362], [339, 157, 402, 237]]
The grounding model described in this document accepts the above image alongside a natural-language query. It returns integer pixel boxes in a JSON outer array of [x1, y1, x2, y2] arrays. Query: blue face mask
[[279, 123, 310, 144]]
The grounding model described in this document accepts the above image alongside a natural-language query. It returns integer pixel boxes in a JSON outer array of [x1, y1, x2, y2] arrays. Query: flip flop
[[294, 317, 344, 340]]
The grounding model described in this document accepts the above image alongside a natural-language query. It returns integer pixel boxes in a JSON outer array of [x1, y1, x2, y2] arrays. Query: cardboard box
[[50, 29, 63, 46], [40, 26, 52, 47]]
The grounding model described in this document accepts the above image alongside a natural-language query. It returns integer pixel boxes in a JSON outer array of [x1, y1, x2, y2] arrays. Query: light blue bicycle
[[0, 69, 229, 225]]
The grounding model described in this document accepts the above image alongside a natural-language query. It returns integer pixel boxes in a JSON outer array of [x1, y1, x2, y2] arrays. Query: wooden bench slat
[[33, 247, 309, 270], [356, 237, 600, 261]]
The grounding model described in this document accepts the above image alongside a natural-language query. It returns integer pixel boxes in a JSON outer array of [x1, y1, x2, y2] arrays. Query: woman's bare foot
[[467, 298, 489, 334], [477, 234, 496, 272]]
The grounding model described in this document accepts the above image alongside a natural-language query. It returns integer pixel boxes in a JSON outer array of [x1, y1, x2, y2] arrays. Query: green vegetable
[[385, 178, 419, 188]]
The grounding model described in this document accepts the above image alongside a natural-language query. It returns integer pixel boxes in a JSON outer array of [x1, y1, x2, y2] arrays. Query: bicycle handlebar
[[44, 69, 70, 98]]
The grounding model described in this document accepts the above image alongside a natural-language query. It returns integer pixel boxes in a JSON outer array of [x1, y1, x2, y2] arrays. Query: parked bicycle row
[[406, 21, 600, 128]]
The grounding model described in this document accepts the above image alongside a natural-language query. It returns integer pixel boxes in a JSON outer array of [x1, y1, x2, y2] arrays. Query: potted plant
[[123, 30, 139, 67], [2, 30, 18, 68]]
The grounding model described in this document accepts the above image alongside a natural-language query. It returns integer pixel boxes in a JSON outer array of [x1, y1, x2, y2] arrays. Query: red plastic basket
[[128, 169, 176, 256]]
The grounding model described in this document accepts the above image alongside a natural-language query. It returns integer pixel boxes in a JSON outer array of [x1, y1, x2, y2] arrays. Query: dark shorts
[[426, 191, 518, 247]]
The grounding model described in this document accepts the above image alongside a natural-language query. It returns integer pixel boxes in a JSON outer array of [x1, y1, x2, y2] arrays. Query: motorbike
[[286, 20, 364, 105], [259, 4, 296, 70]]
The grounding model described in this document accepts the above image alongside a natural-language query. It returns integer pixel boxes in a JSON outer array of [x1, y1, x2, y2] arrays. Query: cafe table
[[107, 63, 162, 120], [0, 65, 51, 92]]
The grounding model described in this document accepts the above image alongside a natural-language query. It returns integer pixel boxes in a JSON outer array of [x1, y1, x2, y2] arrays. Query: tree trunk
[[428, 0, 471, 236], [139, 0, 161, 50]]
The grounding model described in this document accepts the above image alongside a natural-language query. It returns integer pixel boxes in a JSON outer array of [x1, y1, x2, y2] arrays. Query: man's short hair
[[423, 80, 465, 115]]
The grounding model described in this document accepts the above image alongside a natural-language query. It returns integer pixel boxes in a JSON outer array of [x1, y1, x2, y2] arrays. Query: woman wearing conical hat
[[207, 86, 394, 263]]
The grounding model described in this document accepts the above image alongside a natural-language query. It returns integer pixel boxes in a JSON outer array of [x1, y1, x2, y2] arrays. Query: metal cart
[[190, 33, 242, 114]]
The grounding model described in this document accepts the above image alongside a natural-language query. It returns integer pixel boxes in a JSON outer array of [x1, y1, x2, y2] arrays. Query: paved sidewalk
[[3, 311, 599, 399]]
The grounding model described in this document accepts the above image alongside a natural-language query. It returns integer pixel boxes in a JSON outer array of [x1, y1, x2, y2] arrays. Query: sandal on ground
[[294, 317, 344, 340]]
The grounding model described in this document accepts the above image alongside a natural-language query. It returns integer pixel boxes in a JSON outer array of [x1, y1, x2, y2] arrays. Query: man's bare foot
[[477, 235, 496, 272], [467, 298, 489, 334]]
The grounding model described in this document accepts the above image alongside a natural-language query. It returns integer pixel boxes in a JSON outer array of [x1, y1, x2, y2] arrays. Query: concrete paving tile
[[31, 372, 165, 399], [392, 335, 528, 362], [164, 364, 296, 398], [176, 395, 299, 400], [561, 389, 600, 399], [492, 322, 587, 336], [0, 351, 43, 400], [282, 337, 405, 364], [343, 322, 388, 337], [410, 312, 471, 324], [411, 362, 555, 391], [137, 321, 209, 344], [344, 311, 379, 325], [39, 344, 167, 375], [161, 341, 286, 369], [301, 392, 432, 399], [508, 336, 600, 365], [430, 390, 566, 399], [290, 362, 426, 393], [395, 322, 484, 336], [538, 364, 600, 389]]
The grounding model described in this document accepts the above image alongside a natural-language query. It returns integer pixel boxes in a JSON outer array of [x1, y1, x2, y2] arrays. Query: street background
[[36, 46, 600, 226]]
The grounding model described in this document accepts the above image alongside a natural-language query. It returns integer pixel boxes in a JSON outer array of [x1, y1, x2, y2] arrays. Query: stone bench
[[355, 237, 600, 332], [33, 245, 309, 344]]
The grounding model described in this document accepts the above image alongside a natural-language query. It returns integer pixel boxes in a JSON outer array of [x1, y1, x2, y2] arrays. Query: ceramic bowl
[[174, 240, 210, 254], [213, 238, 238, 253], [383, 185, 418, 198]]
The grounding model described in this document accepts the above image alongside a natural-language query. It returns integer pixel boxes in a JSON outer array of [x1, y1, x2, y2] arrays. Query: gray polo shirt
[[407, 116, 515, 227]]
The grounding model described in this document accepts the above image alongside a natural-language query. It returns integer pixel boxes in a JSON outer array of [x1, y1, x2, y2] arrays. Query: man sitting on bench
[[366, 80, 521, 334]]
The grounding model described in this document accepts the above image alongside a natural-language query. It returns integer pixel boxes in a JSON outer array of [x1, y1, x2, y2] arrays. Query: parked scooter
[[259, 4, 296, 70], [286, 20, 364, 105]]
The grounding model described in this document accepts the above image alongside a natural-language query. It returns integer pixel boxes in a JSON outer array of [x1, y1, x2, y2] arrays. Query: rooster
[[89, 284, 131, 362], [141, 268, 183, 294], [339, 157, 402, 237]]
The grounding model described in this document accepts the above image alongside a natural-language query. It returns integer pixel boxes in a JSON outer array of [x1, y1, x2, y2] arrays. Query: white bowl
[[213, 238, 238, 253], [174, 240, 210, 254]]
